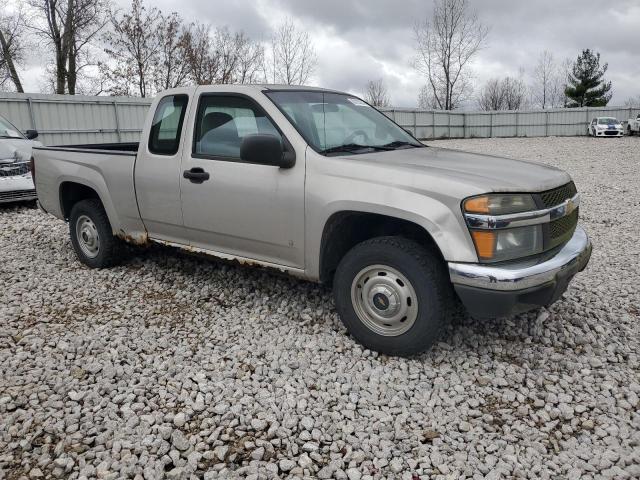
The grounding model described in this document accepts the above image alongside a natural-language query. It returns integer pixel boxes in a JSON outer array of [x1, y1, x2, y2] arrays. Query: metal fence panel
[[0, 92, 152, 145], [381, 105, 640, 140], [1, 92, 639, 144]]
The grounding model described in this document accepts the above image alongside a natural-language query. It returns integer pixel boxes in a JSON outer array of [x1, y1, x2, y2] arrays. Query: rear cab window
[[148, 95, 189, 155]]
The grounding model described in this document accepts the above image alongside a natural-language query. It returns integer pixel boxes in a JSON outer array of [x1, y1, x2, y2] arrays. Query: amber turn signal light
[[464, 196, 489, 214], [471, 231, 496, 259]]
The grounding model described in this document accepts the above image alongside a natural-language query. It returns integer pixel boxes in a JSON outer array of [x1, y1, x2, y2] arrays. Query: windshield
[[264, 91, 422, 155], [0, 116, 25, 139], [598, 117, 618, 125]]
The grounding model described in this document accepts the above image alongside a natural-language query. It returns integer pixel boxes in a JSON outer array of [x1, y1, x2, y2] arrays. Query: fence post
[[26, 97, 37, 130], [113, 101, 122, 142], [489, 112, 493, 138], [585, 108, 590, 136], [432, 110, 436, 139], [463, 113, 467, 138], [545, 111, 549, 137], [413, 110, 417, 138], [515, 111, 519, 137]]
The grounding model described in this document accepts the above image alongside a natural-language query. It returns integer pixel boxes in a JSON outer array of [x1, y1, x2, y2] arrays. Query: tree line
[[1, 0, 635, 109], [0, 0, 316, 97]]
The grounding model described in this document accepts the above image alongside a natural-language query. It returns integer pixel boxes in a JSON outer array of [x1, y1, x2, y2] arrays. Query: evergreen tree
[[565, 49, 612, 107]]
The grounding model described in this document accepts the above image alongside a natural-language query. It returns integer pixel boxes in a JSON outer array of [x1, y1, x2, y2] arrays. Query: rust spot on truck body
[[117, 230, 150, 246]]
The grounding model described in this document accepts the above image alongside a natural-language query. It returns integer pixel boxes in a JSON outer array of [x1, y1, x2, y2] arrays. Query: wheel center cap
[[373, 292, 389, 310]]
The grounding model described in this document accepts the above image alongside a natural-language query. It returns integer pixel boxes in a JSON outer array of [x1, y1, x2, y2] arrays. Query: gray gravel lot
[[1, 136, 639, 480]]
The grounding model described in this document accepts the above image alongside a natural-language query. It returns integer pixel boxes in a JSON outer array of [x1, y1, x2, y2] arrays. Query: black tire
[[333, 236, 451, 356], [69, 198, 122, 268]]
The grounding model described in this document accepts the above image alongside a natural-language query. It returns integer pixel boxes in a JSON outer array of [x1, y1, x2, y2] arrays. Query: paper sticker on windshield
[[346, 97, 368, 107]]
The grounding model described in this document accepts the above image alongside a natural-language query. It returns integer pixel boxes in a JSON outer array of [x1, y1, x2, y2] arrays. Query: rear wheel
[[69, 199, 123, 268], [333, 236, 450, 356]]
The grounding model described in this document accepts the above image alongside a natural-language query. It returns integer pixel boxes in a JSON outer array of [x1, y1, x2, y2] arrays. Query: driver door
[[179, 92, 305, 269]]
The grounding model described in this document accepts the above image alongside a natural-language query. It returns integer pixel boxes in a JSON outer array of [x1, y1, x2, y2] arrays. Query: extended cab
[[33, 85, 592, 355]]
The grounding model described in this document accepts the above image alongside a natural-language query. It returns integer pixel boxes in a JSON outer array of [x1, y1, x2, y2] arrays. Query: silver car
[[0, 114, 40, 204]]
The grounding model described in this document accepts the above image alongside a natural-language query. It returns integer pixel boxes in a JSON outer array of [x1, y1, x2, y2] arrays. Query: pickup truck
[[33, 85, 592, 356], [627, 113, 640, 135]]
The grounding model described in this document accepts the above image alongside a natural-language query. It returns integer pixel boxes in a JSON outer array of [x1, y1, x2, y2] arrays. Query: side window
[[148, 95, 188, 155], [194, 95, 281, 159]]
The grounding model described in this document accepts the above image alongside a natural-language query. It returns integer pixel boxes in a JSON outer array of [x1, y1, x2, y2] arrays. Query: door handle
[[183, 167, 210, 184]]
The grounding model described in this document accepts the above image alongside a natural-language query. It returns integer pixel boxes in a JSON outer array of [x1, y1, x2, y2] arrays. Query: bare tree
[[478, 75, 528, 110], [531, 51, 566, 109], [413, 0, 488, 110], [364, 79, 390, 107], [182, 24, 263, 86], [0, 1, 25, 92], [183, 23, 219, 85], [477, 78, 504, 110], [26, 0, 110, 94], [531, 50, 554, 109], [624, 95, 640, 107], [268, 19, 316, 85], [502, 75, 528, 110], [234, 33, 264, 84], [103, 0, 162, 97], [417, 84, 439, 109], [153, 12, 191, 92]]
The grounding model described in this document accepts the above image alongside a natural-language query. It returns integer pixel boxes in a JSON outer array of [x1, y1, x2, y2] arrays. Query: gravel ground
[[1, 136, 639, 480]]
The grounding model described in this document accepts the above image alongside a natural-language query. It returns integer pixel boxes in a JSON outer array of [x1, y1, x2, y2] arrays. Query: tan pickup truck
[[32, 85, 592, 355]]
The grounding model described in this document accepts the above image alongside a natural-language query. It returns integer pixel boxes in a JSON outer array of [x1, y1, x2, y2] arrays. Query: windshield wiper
[[379, 140, 423, 149], [320, 143, 393, 155]]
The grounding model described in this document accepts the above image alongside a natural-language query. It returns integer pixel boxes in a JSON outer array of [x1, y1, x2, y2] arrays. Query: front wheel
[[69, 199, 123, 268], [333, 236, 450, 356]]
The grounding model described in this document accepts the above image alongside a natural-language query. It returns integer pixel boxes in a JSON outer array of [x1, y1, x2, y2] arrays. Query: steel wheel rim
[[76, 215, 100, 258], [350, 264, 418, 337]]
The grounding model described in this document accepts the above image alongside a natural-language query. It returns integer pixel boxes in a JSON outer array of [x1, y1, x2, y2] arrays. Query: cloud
[[17, 0, 640, 106]]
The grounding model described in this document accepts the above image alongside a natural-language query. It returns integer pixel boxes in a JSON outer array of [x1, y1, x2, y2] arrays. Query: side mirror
[[240, 134, 295, 168], [25, 130, 39, 140]]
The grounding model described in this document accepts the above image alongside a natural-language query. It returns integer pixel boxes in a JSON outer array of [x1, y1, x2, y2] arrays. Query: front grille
[[0, 162, 30, 177], [539, 182, 577, 208], [547, 208, 578, 249], [0, 189, 37, 203], [604, 131, 619, 136]]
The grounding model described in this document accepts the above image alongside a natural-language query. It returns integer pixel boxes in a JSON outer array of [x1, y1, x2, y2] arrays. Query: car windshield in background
[[598, 118, 618, 125], [264, 90, 423, 155], [0, 116, 25, 139]]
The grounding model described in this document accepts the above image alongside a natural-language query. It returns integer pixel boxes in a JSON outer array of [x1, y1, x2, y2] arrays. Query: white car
[[588, 117, 624, 137], [626, 113, 640, 136], [0, 114, 40, 204]]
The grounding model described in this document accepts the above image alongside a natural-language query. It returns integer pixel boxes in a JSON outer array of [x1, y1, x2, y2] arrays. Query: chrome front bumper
[[448, 226, 592, 317]]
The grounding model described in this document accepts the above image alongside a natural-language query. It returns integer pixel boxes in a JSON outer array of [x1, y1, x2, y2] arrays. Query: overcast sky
[[20, 0, 640, 107]]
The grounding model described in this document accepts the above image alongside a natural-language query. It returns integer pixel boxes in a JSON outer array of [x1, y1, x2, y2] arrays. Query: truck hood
[[0, 138, 41, 163], [348, 146, 571, 193]]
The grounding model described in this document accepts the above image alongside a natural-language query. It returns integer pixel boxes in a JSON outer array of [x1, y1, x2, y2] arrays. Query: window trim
[[190, 92, 295, 166], [148, 94, 189, 156], [263, 89, 424, 156]]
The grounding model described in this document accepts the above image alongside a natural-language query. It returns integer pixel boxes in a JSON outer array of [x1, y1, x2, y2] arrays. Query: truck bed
[[33, 144, 146, 242]]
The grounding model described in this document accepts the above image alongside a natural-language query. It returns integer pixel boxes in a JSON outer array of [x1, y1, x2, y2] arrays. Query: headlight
[[464, 193, 537, 215], [470, 225, 543, 262], [463, 193, 543, 263]]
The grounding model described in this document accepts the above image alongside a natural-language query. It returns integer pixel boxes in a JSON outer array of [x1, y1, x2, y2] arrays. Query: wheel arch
[[318, 210, 447, 285]]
